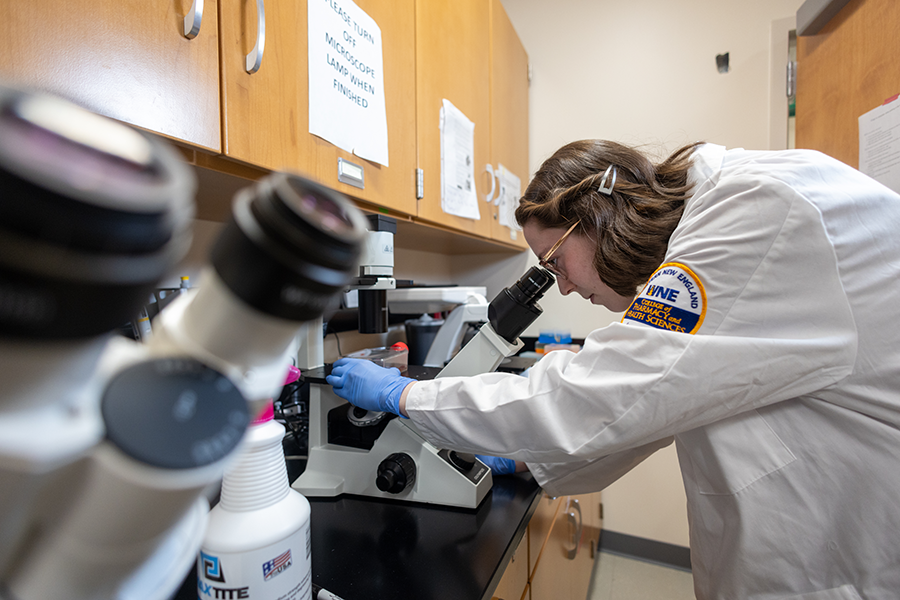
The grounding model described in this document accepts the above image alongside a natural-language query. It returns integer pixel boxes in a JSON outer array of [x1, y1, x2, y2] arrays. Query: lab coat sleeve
[[405, 173, 857, 476], [526, 437, 674, 497]]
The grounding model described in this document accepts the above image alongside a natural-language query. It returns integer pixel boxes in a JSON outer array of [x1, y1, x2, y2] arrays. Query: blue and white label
[[623, 262, 707, 334]]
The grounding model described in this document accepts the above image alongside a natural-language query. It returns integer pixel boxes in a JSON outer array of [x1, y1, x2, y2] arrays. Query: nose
[[557, 277, 576, 296]]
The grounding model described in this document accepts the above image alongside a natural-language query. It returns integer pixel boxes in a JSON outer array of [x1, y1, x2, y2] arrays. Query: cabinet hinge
[[416, 168, 424, 199]]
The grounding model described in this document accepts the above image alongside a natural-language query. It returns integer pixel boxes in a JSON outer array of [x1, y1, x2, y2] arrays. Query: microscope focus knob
[[376, 452, 416, 494], [448, 451, 477, 472]]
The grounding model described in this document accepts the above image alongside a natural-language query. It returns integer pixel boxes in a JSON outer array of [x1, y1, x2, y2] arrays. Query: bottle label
[[198, 524, 311, 600]]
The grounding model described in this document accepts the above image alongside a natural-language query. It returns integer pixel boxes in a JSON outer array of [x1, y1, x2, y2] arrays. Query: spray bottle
[[198, 367, 311, 600]]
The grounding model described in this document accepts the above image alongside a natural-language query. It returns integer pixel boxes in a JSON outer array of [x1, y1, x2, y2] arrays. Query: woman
[[328, 140, 900, 599]]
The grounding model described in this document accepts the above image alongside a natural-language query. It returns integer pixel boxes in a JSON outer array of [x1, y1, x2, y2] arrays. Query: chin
[[601, 297, 631, 312]]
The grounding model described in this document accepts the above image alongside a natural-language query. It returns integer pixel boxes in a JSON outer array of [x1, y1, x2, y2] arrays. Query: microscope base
[[292, 386, 492, 510]]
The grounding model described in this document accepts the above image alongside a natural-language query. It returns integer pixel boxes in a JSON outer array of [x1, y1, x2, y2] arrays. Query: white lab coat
[[406, 144, 900, 599]]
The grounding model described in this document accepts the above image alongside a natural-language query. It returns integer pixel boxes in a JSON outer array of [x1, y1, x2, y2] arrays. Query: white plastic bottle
[[198, 402, 312, 600]]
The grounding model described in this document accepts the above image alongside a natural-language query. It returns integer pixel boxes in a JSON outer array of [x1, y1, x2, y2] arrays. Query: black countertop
[[175, 470, 541, 600], [304, 471, 541, 600]]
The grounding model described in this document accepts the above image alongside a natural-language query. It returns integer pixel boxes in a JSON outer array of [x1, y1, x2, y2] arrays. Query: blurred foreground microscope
[[0, 83, 367, 600]]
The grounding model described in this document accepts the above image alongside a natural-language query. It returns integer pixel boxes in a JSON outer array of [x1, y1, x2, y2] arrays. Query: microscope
[[292, 262, 555, 509], [0, 83, 368, 599]]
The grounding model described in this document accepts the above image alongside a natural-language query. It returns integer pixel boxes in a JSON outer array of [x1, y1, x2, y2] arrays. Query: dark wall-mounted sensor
[[716, 53, 730, 74]]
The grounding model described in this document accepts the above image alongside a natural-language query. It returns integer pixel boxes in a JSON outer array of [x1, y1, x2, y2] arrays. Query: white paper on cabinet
[[440, 99, 480, 220], [859, 95, 900, 194], [495, 164, 522, 232], [308, 0, 389, 166]]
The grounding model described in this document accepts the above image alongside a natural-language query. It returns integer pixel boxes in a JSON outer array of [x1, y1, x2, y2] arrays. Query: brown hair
[[515, 140, 702, 296]]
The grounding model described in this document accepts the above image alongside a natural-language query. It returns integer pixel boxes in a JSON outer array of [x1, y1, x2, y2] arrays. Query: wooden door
[[415, 0, 493, 238], [491, 534, 529, 600], [489, 0, 530, 250], [530, 495, 597, 600], [527, 493, 563, 579], [795, 0, 900, 167], [580, 491, 603, 560], [219, 0, 316, 174], [314, 0, 418, 216], [0, 0, 220, 151], [570, 493, 602, 597]]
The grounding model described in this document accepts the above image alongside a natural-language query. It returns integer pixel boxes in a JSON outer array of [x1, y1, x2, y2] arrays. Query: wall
[[500, 0, 803, 548]]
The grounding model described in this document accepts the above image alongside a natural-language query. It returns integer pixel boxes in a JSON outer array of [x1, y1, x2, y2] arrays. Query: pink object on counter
[[252, 365, 303, 424]]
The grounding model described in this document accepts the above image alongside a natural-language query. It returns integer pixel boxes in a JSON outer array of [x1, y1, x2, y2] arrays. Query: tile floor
[[587, 552, 696, 600]]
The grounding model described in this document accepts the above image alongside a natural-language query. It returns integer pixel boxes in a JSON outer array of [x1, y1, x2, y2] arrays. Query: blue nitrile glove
[[326, 358, 414, 418], [476, 455, 516, 475]]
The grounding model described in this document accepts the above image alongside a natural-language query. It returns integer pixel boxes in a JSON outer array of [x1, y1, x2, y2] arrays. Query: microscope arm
[[435, 323, 522, 378], [423, 298, 489, 368]]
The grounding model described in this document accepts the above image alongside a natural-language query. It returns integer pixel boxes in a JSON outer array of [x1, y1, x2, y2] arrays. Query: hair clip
[[598, 165, 617, 196]]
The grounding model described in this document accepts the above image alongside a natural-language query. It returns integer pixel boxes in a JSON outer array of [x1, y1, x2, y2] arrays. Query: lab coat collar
[[687, 143, 730, 193]]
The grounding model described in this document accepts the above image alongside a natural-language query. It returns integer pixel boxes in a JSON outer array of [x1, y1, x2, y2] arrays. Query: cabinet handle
[[183, 0, 203, 39], [565, 498, 583, 560], [246, 0, 266, 73], [484, 164, 497, 203]]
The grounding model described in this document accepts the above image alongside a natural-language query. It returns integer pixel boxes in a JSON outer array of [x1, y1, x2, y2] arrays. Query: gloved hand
[[326, 358, 415, 418], [476, 455, 517, 475]]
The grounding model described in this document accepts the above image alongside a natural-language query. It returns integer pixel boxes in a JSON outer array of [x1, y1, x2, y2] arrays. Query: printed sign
[[622, 262, 707, 334], [309, 0, 389, 166]]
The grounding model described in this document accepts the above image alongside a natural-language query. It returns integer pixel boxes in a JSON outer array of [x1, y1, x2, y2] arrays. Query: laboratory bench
[[174, 469, 542, 600], [298, 468, 541, 600], [175, 365, 553, 600]]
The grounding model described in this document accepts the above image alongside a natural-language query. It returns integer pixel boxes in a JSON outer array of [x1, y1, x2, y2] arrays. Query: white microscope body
[[292, 267, 555, 509]]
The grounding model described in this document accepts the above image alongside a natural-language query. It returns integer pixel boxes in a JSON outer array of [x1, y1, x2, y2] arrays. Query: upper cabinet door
[[415, 0, 493, 238], [489, 0, 530, 249], [314, 0, 418, 216], [219, 0, 316, 175], [0, 0, 221, 151]]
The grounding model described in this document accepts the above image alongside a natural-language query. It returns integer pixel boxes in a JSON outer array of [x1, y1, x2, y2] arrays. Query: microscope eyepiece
[[211, 172, 368, 322], [488, 266, 556, 344], [0, 84, 195, 339], [512, 266, 555, 302]]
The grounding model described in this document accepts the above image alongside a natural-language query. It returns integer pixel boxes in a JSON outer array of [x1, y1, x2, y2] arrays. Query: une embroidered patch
[[622, 262, 707, 334]]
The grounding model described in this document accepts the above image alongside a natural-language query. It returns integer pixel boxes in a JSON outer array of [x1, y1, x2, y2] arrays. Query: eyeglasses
[[539, 220, 580, 279]]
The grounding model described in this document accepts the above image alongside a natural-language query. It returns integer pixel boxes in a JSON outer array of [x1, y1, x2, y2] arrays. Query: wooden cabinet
[[219, 0, 316, 175], [492, 534, 529, 600], [527, 493, 564, 579], [221, 0, 418, 217], [414, 0, 531, 245], [415, 0, 494, 238], [1, 0, 529, 250], [0, 0, 221, 151], [530, 493, 602, 600], [494, 491, 602, 600], [488, 0, 530, 250], [313, 0, 418, 216]]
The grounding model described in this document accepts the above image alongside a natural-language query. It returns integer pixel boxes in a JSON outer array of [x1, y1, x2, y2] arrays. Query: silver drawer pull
[[183, 0, 203, 39], [246, 0, 266, 73], [565, 498, 583, 560]]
